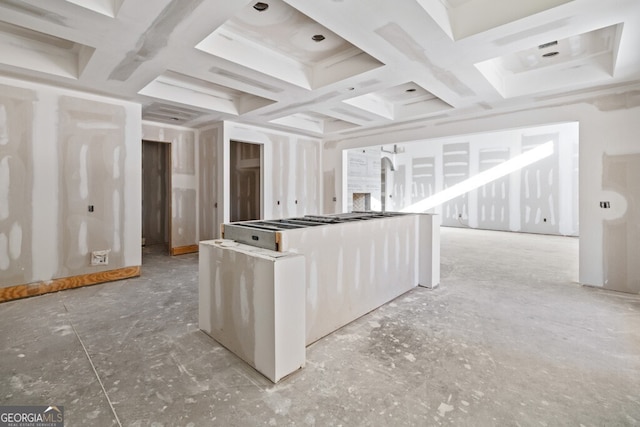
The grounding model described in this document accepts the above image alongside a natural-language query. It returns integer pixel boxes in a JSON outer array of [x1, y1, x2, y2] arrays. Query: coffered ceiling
[[0, 0, 639, 139]]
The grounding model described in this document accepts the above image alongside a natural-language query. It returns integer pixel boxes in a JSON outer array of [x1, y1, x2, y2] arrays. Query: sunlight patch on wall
[[401, 141, 554, 212]]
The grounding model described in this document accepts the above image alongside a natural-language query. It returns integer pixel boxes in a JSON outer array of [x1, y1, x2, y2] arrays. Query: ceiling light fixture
[[542, 51, 559, 58], [312, 34, 326, 42], [253, 2, 269, 11], [538, 41, 558, 49]]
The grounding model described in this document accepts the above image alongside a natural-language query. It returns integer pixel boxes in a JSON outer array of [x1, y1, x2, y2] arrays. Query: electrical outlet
[[91, 250, 110, 266]]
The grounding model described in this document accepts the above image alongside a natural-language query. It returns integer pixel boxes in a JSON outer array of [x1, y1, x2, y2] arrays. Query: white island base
[[198, 241, 306, 383], [199, 213, 440, 383]]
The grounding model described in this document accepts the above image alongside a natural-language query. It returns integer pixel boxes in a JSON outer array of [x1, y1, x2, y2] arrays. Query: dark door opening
[[142, 140, 171, 253], [230, 140, 262, 222]]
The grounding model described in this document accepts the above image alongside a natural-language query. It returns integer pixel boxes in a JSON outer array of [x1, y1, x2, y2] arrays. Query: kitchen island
[[199, 212, 439, 382]]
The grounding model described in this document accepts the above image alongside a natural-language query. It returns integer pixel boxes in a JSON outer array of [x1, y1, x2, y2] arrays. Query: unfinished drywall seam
[[343, 123, 579, 236], [602, 153, 640, 294], [0, 84, 35, 287], [108, 0, 205, 81], [374, 22, 475, 98], [0, 76, 141, 293], [57, 96, 127, 277]]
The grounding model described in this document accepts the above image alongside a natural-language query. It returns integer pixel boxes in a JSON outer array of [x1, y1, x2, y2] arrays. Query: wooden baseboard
[[171, 245, 199, 256], [0, 266, 141, 303]]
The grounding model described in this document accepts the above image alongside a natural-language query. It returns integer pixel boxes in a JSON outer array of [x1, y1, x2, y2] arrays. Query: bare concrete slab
[[1, 229, 639, 426]]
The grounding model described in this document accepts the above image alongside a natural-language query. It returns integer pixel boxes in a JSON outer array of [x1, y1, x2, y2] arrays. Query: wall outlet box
[[91, 250, 110, 266]]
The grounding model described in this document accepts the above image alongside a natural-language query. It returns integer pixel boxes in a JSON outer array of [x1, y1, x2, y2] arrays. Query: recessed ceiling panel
[[331, 107, 377, 123], [343, 82, 452, 120], [417, 0, 574, 40], [0, 0, 637, 137], [142, 102, 211, 126], [195, 0, 383, 90], [476, 24, 622, 98], [0, 21, 95, 79], [139, 71, 276, 115], [271, 111, 359, 134], [64, 0, 123, 17], [210, 67, 284, 94]]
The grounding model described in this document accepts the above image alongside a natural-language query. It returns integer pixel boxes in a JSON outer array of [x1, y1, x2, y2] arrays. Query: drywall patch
[[478, 148, 510, 229], [374, 22, 475, 97], [412, 157, 435, 204], [535, 82, 639, 102], [0, 156, 9, 220], [442, 142, 470, 225], [0, 84, 35, 287], [79, 144, 89, 199], [112, 146, 121, 178], [112, 189, 121, 252], [78, 220, 88, 255], [108, 0, 205, 81], [0, 233, 8, 270], [602, 153, 640, 294], [520, 134, 559, 234], [591, 91, 640, 112], [0, 105, 8, 145], [173, 133, 195, 174], [172, 188, 196, 247]]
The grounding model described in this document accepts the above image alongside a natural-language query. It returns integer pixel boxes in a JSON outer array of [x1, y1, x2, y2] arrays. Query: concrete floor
[[1, 227, 639, 426]]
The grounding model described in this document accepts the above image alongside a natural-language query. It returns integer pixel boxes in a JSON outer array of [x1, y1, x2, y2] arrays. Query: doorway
[[230, 140, 262, 222], [142, 140, 171, 253]]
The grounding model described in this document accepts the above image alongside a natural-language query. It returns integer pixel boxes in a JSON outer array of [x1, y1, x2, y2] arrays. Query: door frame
[[230, 139, 264, 221], [141, 139, 172, 254]]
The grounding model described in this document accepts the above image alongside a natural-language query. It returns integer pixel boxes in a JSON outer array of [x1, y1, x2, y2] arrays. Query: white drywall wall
[[325, 92, 640, 289], [0, 75, 141, 287], [220, 122, 322, 226], [345, 122, 579, 236]]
